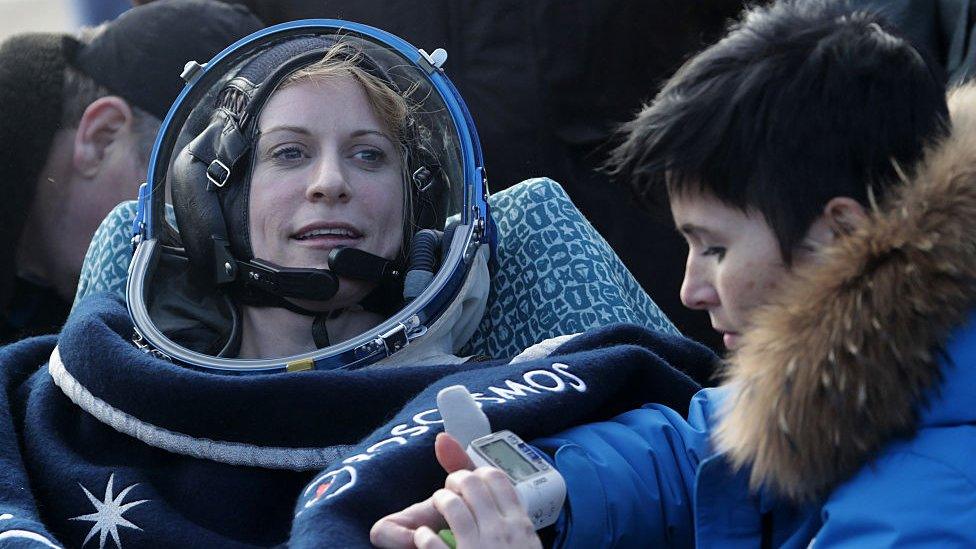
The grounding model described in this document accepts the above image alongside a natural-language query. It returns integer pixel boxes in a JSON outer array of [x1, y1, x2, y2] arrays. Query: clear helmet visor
[[127, 21, 490, 373]]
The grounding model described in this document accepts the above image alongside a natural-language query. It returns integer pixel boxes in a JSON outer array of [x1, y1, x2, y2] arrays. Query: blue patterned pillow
[[71, 201, 142, 312], [72, 178, 677, 357], [461, 178, 676, 357]]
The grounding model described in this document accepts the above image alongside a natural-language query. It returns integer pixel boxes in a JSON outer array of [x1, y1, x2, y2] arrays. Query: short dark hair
[[608, 0, 948, 263]]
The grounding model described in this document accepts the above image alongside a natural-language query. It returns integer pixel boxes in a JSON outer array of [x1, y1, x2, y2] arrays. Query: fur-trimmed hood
[[715, 84, 976, 504]]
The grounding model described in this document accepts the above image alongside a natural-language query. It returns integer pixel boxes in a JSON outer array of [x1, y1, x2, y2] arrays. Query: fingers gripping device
[[436, 385, 567, 530]]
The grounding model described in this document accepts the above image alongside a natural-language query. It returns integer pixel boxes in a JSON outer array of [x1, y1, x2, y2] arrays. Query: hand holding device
[[370, 387, 564, 549], [436, 385, 567, 530]]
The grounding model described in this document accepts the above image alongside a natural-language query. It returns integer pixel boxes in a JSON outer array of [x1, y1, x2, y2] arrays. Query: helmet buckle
[[206, 158, 231, 188], [412, 166, 433, 192]]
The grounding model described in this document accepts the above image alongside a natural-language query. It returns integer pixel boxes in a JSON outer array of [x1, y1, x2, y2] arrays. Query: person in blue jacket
[[369, 1, 976, 547]]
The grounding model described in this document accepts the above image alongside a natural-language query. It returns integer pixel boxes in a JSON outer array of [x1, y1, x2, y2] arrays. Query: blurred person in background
[[0, 0, 261, 343]]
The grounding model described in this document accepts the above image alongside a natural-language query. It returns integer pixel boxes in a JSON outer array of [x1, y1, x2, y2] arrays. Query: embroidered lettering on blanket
[[297, 362, 586, 514]]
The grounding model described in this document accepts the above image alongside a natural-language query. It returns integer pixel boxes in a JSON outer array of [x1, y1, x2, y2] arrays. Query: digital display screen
[[480, 439, 539, 481]]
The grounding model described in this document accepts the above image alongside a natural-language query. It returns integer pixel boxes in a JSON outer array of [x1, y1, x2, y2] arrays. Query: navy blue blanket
[[0, 295, 714, 547], [290, 326, 716, 547]]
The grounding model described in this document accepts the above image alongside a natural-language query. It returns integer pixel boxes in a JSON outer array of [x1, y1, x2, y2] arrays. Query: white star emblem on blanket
[[70, 473, 148, 549]]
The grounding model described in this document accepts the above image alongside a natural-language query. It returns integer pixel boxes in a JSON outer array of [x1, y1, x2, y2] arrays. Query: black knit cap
[[71, 0, 264, 119], [0, 33, 77, 310]]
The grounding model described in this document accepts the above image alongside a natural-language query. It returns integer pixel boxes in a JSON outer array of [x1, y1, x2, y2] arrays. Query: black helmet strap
[[229, 245, 403, 346]]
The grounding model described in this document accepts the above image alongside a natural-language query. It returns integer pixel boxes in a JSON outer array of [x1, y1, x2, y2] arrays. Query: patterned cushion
[[72, 178, 677, 358], [460, 178, 676, 357], [71, 201, 143, 311]]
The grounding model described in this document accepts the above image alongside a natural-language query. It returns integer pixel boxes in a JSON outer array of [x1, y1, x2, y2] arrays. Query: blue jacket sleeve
[[531, 388, 720, 549]]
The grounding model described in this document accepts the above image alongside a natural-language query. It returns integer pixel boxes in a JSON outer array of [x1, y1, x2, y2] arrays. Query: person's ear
[[823, 196, 868, 237], [72, 96, 133, 178], [803, 196, 869, 249]]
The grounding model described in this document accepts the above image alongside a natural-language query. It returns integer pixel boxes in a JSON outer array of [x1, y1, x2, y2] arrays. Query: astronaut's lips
[[291, 222, 363, 247]]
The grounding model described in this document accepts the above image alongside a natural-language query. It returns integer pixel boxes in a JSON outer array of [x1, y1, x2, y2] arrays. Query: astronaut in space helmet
[[126, 20, 495, 374]]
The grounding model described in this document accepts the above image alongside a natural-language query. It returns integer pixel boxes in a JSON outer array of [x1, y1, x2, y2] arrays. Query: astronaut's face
[[248, 75, 404, 308]]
